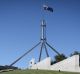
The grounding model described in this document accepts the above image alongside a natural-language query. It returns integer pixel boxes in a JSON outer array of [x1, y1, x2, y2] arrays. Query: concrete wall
[[29, 55, 80, 72], [30, 57, 51, 70], [29, 58, 35, 68], [50, 55, 80, 72]]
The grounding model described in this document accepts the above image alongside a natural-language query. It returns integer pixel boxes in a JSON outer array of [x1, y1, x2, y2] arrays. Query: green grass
[[0, 69, 80, 74]]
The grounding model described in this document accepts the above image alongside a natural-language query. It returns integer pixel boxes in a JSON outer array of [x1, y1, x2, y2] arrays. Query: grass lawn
[[0, 69, 80, 74]]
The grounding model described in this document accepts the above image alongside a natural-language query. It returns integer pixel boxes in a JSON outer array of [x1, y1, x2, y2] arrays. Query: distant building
[[29, 55, 80, 72]]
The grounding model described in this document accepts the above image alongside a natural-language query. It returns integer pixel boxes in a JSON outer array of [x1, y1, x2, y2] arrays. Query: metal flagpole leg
[[46, 42, 61, 55], [44, 44, 49, 57], [10, 42, 41, 66], [38, 43, 43, 62]]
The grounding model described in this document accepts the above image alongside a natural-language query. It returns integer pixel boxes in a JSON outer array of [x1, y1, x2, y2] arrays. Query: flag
[[43, 5, 53, 12]]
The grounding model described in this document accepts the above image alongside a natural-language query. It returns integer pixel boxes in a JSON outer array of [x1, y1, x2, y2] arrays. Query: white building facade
[[29, 55, 80, 72]]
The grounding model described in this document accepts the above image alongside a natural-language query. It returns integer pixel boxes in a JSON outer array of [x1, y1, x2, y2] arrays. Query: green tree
[[51, 54, 67, 65], [70, 51, 80, 57], [54, 54, 67, 63]]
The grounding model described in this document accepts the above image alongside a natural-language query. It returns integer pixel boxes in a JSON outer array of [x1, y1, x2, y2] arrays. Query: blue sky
[[0, 0, 80, 69]]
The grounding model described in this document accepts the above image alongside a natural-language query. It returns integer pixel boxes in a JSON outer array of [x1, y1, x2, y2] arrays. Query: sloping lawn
[[0, 69, 80, 74]]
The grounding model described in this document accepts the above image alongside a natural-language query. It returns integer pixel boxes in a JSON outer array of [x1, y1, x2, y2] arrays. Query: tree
[[70, 51, 80, 57], [0, 65, 18, 70], [51, 54, 67, 65], [54, 54, 67, 63]]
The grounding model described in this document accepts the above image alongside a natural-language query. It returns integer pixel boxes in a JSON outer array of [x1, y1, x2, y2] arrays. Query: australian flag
[[43, 5, 53, 12]]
